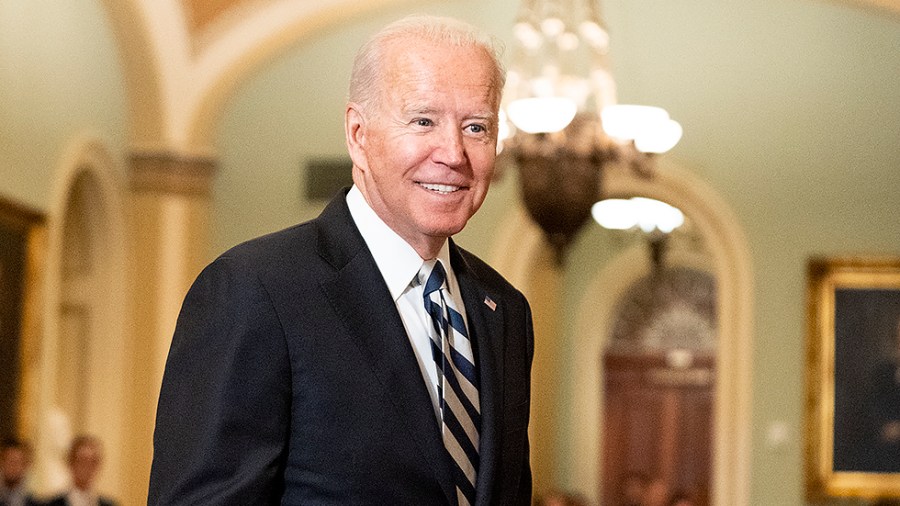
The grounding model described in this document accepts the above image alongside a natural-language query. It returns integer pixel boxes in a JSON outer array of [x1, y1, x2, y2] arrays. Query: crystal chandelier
[[499, 0, 683, 263]]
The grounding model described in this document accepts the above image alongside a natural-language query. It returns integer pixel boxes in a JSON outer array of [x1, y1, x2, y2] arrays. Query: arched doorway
[[491, 160, 753, 506], [36, 138, 126, 499], [602, 262, 717, 506]]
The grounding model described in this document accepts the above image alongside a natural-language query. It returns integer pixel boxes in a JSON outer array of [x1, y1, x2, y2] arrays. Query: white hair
[[348, 14, 506, 112]]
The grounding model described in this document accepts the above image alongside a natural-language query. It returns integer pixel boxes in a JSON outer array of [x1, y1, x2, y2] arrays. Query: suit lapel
[[452, 244, 505, 506], [315, 193, 455, 504]]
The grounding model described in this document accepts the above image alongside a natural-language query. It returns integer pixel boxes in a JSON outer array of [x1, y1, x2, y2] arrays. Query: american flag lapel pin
[[483, 295, 497, 311]]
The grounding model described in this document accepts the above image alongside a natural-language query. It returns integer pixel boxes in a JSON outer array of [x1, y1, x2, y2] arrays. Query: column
[[121, 150, 216, 506]]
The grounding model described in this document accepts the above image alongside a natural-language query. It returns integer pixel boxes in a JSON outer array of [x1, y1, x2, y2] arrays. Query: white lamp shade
[[601, 104, 670, 141], [593, 197, 685, 233], [634, 119, 683, 154], [591, 199, 637, 229], [507, 97, 578, 134], [632, 197, 684, 232]]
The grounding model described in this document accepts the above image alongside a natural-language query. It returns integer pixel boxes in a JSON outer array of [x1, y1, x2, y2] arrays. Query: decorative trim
[[129, 150, 218, 195], [37, 136, 128, 496], [0, 196, 44, 230], [843, 0, 900, 16]]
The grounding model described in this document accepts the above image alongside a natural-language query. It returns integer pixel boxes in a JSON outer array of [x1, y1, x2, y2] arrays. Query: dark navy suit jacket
[[148, 190, 534, 505]]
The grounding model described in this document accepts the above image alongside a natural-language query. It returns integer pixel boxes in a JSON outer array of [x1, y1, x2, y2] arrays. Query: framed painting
[[805, 256, 900, 500], [0, 195, 44, 440]]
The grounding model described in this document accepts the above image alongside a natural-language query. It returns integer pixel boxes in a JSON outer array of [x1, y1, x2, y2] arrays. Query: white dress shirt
[[66, 489, 98, 506], [0, 484, 28, 506], [346, 185, 471, 421]]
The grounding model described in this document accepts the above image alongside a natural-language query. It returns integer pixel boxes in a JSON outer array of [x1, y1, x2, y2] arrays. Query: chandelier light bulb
[[579, 20, 609, 49], [513, 21, 543, 49], [540, 17, 565, 37], [507, 97, 578, 133], [557, 32, 580, 51]]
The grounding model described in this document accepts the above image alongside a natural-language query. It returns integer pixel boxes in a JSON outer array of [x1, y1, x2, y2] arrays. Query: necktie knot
[[423, 260, 447, 297]]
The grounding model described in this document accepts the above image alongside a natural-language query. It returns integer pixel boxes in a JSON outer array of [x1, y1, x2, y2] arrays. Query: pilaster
[[122, 149, 216, 506]]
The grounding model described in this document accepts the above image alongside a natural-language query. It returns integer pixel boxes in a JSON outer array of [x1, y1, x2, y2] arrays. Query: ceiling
[[181, 0, 900, 38], [184, 0, 257, 33]]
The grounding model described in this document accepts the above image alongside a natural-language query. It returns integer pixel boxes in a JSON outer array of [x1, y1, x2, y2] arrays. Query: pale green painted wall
[[216, 0, 900, 504], [0, 0, 127, 211], [568, 0, 900, 504]]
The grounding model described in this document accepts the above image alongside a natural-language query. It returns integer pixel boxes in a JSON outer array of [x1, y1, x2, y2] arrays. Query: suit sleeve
[[148, 256, 291, 505], [514, 297, 534, 505]]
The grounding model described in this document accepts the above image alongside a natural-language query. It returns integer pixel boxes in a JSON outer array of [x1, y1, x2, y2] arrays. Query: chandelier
[[499, 0, 683, 263]]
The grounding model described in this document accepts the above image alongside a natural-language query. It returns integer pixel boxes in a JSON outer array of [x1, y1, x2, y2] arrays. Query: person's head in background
[[619, 471, 648, 506], [0, 438, 32, 489], [345, 14, 506, 259], [667, 491, 696, 506], [67, 435, 103, 491], [643, 477, 670, 506]]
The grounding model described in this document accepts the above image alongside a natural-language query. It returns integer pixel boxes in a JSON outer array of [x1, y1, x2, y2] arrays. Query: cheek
[[472, 157, 496, 186]]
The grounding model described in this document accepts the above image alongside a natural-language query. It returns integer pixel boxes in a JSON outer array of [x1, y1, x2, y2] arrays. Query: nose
[[433, 125, 466, 168]]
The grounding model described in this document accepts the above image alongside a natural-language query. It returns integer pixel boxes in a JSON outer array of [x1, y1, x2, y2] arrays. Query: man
[[0, 438, 39, 506], [149, 14, 534, 506], [45, 435, 117, 506]]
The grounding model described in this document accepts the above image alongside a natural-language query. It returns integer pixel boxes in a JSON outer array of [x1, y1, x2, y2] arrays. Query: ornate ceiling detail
[[183, 0, 259, 34]]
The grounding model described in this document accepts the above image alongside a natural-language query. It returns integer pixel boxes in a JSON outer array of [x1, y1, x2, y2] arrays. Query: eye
[[414, 118, 434, 127], [466, 123, 487, 134]]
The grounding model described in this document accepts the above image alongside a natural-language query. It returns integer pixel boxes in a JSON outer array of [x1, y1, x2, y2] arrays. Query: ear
[[345, 103, 368, 172]]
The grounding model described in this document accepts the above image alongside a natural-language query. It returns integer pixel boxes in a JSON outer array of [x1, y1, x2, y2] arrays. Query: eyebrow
[[398, 107, 498, 129]]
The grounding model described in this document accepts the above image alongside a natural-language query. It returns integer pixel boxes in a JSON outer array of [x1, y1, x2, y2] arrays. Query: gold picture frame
[[0, 195, 45, 440], [805, 257, 900, 500]]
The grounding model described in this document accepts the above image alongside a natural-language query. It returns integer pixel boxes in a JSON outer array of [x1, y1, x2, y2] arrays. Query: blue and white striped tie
[[423, 260, 480, 506]]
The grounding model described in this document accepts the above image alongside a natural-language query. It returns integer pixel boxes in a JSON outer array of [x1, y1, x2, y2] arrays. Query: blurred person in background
[[45, 435, 117, 506], [0, 438, 39, 506]]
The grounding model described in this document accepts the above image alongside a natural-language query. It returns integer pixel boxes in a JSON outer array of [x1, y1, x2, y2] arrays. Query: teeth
[[420, 183, 460, 194]]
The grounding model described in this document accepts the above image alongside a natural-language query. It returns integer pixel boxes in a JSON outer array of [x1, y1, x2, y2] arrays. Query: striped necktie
[[422, 259, 480, 506]]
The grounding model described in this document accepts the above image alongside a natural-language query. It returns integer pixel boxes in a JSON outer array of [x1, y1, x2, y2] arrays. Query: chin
[[424, 223, 466, 240]]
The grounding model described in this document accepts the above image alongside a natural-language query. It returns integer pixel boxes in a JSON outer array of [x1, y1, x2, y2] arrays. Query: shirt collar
[[346, 185, 454, 301]]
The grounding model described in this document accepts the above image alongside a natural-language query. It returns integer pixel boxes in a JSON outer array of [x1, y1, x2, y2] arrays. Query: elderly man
[[149, 14, 533, 506]]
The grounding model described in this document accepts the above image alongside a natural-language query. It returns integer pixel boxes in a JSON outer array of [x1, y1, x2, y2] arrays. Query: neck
[[411, 237, 446, 261]]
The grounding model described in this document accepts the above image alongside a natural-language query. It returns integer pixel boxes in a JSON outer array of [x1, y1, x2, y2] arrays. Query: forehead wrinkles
[[380, 42, 499, 116]]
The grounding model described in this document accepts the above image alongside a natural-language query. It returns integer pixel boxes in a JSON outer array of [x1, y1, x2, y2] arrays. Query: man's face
[[70, 443, 101, 490], [347, 38, 499, 256], [0, 447, 29, 487]]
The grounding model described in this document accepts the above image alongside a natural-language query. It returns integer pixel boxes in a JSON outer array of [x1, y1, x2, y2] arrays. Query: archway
[[491, 160, 753, 506], [35, 138, 127, 499]]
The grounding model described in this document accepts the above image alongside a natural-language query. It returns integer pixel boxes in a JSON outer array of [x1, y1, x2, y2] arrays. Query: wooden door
[[601, 351, 714, 506]]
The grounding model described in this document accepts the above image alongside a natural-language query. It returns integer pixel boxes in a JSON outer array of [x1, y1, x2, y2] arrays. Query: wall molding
[[129, 150, 218, 196]]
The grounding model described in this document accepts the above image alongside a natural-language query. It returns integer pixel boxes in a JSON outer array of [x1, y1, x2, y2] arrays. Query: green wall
[[0, 0, 126, 211]]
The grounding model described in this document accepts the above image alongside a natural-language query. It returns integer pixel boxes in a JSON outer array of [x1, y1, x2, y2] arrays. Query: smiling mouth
[[418, 182, 462, 195]]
